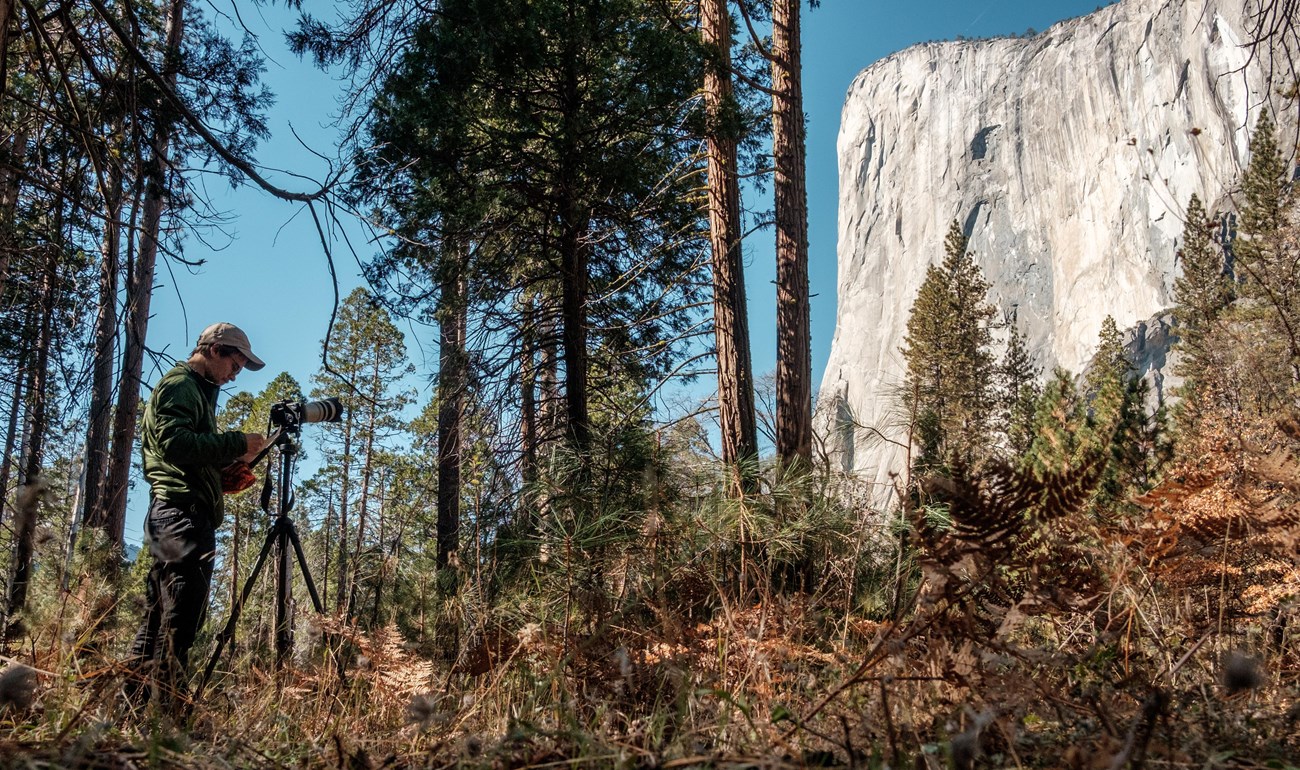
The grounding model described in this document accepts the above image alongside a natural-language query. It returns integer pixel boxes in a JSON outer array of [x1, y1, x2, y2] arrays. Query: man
[[126, 322, 268, 708]]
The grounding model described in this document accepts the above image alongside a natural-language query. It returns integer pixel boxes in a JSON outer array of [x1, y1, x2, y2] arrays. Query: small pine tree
[[998, 321, 1041, 458], [1085, 317, 1129, 436], [1234, 110, 1300, 385], [1078, 317, 1165, 511], [901, 220, 997, 472], [1174, 194, 1233, 329], [1173, 193, 1236, 441], [1024, 368, 1088, 479], [1084, 317, 1138, 508], [1239, 111, 1288, 241]]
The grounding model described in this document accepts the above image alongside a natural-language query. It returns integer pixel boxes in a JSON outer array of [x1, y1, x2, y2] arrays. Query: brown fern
[[907, 455, 1108, 636], [918, 455, 1106, 556]]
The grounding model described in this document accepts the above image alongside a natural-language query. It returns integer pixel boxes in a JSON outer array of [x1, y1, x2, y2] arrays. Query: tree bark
[[335, 425, 354, 615], [103, 0, 186, 545], [79, 166, 122, 542], [558, 0, 590, 455], [559, 225, 589, 453], [0, 350, 24, 534], [702, 0, 758, 493], [772, 0, 812, 468], [0, 0, 14, 110], [0, 125, 28, 306], [520, 309, 538, 490], [436, 249, 466, 568], [7, 241, 55, 616], [369, 471, 393, 627], [348, 358, 381, 621]]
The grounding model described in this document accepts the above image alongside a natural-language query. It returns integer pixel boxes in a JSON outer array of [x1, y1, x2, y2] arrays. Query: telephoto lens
[[300, 397, 343, 424]]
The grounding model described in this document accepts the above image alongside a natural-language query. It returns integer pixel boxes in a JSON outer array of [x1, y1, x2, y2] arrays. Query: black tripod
[[197, 429, 326, 696]]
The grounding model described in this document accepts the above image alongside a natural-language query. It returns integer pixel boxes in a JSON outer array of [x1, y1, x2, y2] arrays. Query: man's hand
[[239, 432, 268, 463]]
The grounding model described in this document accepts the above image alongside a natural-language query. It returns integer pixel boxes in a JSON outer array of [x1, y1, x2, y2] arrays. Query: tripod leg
[[284, 519, 325, 614], [196, 521, 280, 697], [275, 527, 293, 669], [282, 517, 347, 687]]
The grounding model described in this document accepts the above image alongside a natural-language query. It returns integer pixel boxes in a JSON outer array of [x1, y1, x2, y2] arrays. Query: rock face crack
[[819, 0, 1269, 496]]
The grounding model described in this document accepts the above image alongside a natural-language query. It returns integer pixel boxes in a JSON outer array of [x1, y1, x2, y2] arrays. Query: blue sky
[[126, 0, 1113, 545]]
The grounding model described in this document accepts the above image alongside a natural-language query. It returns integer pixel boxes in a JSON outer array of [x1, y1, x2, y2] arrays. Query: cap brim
[[243, 350, 266, 371]]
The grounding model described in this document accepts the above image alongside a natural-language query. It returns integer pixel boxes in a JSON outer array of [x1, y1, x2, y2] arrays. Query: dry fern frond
[[917, 455, 1106, 558], [907, 456, 1109, 637]]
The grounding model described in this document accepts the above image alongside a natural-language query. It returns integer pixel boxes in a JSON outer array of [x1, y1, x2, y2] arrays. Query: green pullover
[[140, 362, 247, 527]]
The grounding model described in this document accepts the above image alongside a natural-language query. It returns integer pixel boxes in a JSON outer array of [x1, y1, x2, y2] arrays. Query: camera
[[270, 397, 343, 429]]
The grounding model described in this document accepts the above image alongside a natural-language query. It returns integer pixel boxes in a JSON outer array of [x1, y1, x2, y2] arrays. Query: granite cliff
[[818, 0, 1273, 490]]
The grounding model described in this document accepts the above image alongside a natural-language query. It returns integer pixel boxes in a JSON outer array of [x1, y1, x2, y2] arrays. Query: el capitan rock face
[[819, 0, 1270, 488]]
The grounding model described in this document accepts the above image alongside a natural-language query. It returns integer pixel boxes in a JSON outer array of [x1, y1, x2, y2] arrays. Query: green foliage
[[901, 220, 997, 472], [1020, 319, 1162, 513], [1084, 317, 1161, 509], [358, 0, 709, 456]]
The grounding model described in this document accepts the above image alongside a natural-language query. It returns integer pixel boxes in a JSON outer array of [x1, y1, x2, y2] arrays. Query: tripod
[[197, 429, 326, 696]]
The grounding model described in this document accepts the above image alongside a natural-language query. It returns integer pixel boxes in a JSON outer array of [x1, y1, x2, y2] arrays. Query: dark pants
[[126, 497, 216, 705]]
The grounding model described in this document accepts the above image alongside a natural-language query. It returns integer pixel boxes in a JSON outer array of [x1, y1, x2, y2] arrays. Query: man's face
[[212, 349, 249, 386]]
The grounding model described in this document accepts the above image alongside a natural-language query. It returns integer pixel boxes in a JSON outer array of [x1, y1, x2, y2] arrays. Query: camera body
[[270, 397, 343, 430]]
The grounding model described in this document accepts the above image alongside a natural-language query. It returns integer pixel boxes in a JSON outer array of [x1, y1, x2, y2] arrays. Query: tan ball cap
[[198, 322, 265, 371]]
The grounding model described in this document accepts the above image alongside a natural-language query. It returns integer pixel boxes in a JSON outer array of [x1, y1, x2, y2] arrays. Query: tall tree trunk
[[229, 501, 241, 608], [103, 0, 186, 546], [771, 0, 812, 468], [559, 230, 589, 453], [335, 425, 354, 615], [539, 315, 560, 449], [80, 167, 122, 541], [322, 490, 334, 609], [7, 241, 56, 617], [348, 364, 380, 622], [0, 350, 24, 533], [520, 317, 537, 489], [0, 125, 28, 305], [369, 470, 390, 628], [702, 0, 758, 493], [558, 0, 590, 455], [0, 0, 14, 109], [436, 250, 465, 568]]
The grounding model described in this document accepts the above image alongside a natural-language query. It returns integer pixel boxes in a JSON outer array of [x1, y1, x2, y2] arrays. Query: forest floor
[[0, 578, 1297, 769]]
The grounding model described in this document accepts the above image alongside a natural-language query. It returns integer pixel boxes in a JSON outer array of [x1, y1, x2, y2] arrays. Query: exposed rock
[[818, 0, 1272, 492]]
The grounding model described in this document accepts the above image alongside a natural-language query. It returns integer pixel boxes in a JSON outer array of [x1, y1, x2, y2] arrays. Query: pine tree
[[901, 220, 996, 472], [1085, 317, 1129, 435], [772, 0, 812, 470], [312, 287, 414, 621], [1084, 316, 1134, 506], [1024, 368, 1088, 479], [1173, 193, 1233, 392], [702, 0, 759, 493], [998, 321, 1041, 457], [1079, 316, 1165, 510], [1234, 110, 1300, 385], [1174, 194, 1233, 331], [356, 0, 709, 547]]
